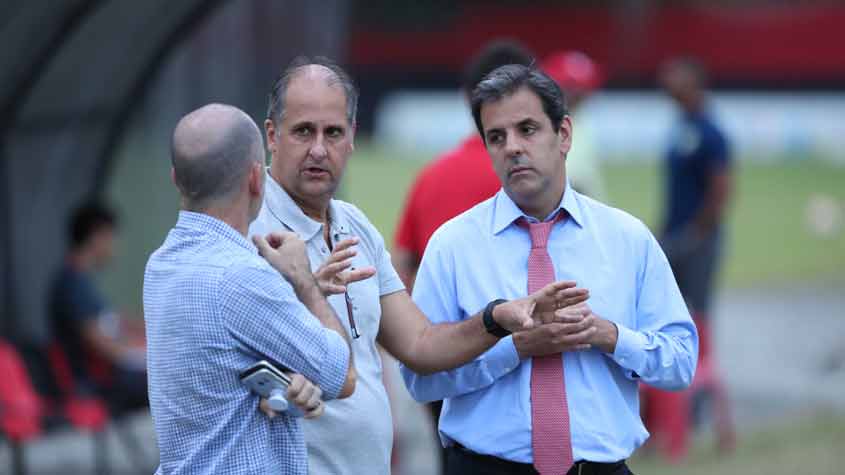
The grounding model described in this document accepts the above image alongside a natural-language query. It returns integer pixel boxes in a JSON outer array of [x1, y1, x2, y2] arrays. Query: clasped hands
[[491, 281, 618, 358]]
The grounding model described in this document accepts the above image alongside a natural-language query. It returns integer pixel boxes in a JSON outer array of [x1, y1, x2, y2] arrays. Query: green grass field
[[628, 411, 845, 475], [344, 144, 845, 289]]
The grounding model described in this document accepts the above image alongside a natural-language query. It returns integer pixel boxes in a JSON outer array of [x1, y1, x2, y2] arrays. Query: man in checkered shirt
[[143, 103, 357, 474]]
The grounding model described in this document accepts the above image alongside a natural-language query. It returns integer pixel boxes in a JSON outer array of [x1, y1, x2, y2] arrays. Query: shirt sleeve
[[399, 235, 520, 402], [220, 265, 350, 400], [608, 231, 698, 391], [370, 221, 406, 297]]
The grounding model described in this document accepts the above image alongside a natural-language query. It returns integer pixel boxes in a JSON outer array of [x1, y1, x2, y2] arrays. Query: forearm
[[400, 337, 519, 402], [288, 272, 357, 396], [403, 310, 499, 375], [693, 172, 731, 233], [290, 272, 348, 340]]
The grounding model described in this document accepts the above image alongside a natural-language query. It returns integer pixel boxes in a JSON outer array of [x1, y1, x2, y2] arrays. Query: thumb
[[252, 235, 273, 257]]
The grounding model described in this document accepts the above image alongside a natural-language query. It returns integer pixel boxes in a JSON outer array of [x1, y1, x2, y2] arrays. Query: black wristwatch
[[483, 299, 510, 338]]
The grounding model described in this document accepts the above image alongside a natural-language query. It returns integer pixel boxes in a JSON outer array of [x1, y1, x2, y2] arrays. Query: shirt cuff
[[610, 323, 648, 380], [315, 330, 351, 400], [483, 335, 521, 378]]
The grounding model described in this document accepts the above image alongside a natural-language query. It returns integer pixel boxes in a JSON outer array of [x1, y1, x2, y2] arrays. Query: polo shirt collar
[[491, 180, 584, 235], [262, 169, 351, 242]]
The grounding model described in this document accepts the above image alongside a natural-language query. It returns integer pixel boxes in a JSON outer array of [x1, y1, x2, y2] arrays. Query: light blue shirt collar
[[491, 180, 584, 235], [176, 210, 257, 253], [262, 170, 352, 242]]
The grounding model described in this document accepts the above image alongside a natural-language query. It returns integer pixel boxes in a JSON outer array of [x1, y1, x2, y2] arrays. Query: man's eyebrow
[[516, 118, 540, 127]]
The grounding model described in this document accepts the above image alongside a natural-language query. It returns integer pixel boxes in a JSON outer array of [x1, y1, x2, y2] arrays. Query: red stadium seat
[[0, 339, 109, 475]]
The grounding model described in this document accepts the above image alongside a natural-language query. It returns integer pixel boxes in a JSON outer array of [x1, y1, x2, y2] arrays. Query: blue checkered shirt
[[144, 211, 350, 475]]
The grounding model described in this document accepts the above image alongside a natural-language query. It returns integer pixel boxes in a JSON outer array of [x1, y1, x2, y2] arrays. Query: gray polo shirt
[[249, 172, 405, 475]]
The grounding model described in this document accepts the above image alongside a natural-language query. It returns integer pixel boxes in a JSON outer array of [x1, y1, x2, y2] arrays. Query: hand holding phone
[[240, 360, 304, 418]]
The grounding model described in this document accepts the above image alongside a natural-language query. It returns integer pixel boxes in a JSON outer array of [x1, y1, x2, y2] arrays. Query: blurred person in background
[[393, 39, 534, 291], [641, 56, 735, 461], [402, 64, 697, 475], [51, 202, 148, 412], [145, 103, 355, 474], [540, 50, 607, 201], [252, 56, 581, 475]]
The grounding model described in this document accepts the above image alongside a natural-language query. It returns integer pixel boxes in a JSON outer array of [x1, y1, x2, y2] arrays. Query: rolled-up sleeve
[[221, 265, 350, 400], [400, 237, 520, 402], [608, 233, 698, 391]]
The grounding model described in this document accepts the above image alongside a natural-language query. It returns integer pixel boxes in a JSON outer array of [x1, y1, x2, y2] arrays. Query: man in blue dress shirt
[[144, 103, 358, 474], [401, 65, 698, 475]]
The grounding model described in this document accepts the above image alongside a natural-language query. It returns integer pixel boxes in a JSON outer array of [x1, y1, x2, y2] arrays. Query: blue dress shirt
[[144, 211, 350, 474], [401, 184, 697, 464]]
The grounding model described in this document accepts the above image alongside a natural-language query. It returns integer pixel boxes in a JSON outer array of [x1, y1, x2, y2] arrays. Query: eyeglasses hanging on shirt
[[328, 233, 361, 339], [265, 206, 361, 340]]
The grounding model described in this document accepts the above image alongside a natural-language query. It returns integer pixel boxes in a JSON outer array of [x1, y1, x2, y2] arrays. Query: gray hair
[[471, 64, 568, 141], [266, 55, 359, 127], [171, 103, 263, 211]]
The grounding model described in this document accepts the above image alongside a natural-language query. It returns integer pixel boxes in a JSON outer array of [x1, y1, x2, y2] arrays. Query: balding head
[[171, 103, 264, 211], [266, 56, 358, 127]]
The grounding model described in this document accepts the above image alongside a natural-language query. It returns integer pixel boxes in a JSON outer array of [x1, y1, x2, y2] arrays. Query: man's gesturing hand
[[490, 281, 590, 334], [253, 232, 313, 288], [314, 237, 376, 296]]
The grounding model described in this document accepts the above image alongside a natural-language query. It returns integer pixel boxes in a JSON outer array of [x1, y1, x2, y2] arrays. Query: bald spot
[[171, 103, 263, 209]]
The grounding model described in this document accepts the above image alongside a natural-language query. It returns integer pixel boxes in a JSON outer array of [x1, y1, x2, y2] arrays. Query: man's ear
[[171, 167, 177, 185], [264, 119, 277, 152], [248, 161, 263, 197], [559, 116, 573, 159], [350, 123, 356, 151]]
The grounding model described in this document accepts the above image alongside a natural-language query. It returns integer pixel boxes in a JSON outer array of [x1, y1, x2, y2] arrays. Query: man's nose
[[309, 134, 328, 160], [504, 133, 524, 158]]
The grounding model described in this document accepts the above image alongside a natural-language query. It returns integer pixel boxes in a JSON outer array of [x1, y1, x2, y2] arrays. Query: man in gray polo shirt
[[249, 57, 590, 474]]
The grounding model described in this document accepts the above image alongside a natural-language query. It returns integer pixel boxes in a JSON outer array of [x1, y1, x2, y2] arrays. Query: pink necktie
[[521, 213, 573, 475]]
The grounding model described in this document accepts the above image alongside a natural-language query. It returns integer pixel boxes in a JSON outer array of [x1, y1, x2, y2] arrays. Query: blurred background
[[1, 0, 843, 474]]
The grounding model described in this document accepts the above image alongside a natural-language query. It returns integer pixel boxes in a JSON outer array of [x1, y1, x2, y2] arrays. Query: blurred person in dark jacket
[[641, 56, 736, 461], [51, 202, 148, 412]]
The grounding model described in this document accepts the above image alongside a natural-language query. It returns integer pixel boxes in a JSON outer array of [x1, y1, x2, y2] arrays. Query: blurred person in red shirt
[[393, 40, 534, 290]]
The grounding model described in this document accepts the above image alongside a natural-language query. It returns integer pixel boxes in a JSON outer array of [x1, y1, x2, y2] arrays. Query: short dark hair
[[69, 202, 116, 248], [462, 39, 534, 95], [470, 64, 568, 140], [267, 56, 359, 126]]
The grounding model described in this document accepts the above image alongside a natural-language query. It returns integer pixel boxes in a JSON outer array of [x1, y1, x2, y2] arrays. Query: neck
[[189, 202, 251, 237], [268, 168, 329, 223], [682, 94, 704, 114], [515, 179, 566, 222], [67, 251, 93, 272], [290, 193, 329, 224]]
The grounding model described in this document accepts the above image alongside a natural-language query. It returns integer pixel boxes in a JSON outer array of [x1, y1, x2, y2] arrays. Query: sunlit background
[[2, 1, 843, 474]]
